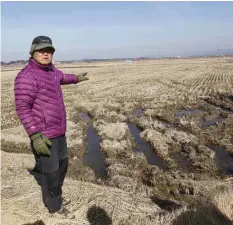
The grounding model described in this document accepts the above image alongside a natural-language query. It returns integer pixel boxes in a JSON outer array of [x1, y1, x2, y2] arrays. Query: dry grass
[[1, 57, 233, 224], [2, 150, 233, 225], [213, 189, 233, 220], [2, 57, 233, 130]]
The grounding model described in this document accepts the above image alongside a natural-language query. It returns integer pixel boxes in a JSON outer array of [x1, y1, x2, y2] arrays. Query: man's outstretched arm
[[60, 71, 89, 85]]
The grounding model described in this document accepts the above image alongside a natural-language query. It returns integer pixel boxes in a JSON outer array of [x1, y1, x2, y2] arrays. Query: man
[[14, 36, 89, 217]]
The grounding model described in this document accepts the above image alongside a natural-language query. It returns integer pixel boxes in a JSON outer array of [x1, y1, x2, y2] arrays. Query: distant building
[[125, 60, 132, 64]]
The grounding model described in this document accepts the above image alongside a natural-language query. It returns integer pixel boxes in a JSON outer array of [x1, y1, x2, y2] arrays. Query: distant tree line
[[1, 57, 151, 65], [1, 60, 29, 65], [1, 54, 232, 66]]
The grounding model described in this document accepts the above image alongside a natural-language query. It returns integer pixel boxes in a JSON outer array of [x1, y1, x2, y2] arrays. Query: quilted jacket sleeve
[[14, 72, 40, 136], [59, 70, 78, 85]]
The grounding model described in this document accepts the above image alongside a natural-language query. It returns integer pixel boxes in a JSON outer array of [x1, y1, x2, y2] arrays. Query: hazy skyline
[[1, 1, 233, 62]]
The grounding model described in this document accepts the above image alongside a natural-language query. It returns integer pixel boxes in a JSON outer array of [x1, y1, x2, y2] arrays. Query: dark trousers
[[31, 135, 68, 213]]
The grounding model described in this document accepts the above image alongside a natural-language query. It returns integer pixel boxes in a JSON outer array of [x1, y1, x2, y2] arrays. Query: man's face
[[33, 47, 53, 66]]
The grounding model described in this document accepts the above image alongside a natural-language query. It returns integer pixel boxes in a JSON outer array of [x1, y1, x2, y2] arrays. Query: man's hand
[[77, 72, 89, 82], [31, 133, 52, 156]]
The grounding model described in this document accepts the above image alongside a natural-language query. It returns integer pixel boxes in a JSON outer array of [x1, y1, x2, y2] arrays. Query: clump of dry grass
[[93, 120, 132, 164], [135, 116, 154, 130], [140, 128, 172, 158], [94, 121, 129, 141], [100, 139, 132, 159], [212, 189, 233, 220], [165, 129, 198, 146]]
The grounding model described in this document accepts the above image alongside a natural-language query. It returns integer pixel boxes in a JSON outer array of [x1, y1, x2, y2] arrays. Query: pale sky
[[1, 1, 233, 62]]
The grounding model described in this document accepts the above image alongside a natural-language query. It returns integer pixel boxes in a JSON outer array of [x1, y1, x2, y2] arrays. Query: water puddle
[[171, 152, 194, 172], [208, 145, 233, 175], [128, 123, 168, 170], [80, 112, 107, 179], [80, 112, 91, 120], [135, 108, 145, 117], [176, 109, 201, 118], [199, 115, 225, 128]]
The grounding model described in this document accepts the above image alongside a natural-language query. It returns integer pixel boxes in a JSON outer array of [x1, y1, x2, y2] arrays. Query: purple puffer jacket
[[14, 58, 78, 139]]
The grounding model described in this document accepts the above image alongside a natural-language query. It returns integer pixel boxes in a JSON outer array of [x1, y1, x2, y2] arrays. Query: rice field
[[1, 56, 233, 224]]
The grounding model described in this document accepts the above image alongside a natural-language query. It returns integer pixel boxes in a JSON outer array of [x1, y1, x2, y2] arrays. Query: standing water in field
[[80, 112, 91, 120], [80, 112, 107, 179], [128, 123, 168, 170], [208, 145, 233, 176], [176, 109, 201, 118], [199, 115, 225, 128]]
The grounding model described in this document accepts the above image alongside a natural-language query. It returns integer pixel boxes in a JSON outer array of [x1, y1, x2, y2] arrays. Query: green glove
[[77, 72, 89, 82], [31, 133, 52, 156]]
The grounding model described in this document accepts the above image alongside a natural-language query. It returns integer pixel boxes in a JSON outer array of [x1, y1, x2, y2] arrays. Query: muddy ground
[[68, 92, 233, 205]]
